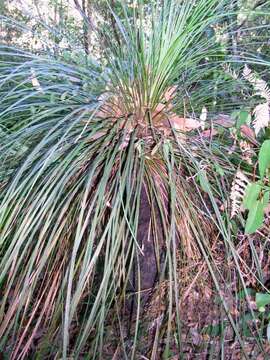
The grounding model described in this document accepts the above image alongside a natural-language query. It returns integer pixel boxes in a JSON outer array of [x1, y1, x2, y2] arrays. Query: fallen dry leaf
[[169, 115, 201, 131], [240, 124, 258, 145], [214, 114, 234, 128]]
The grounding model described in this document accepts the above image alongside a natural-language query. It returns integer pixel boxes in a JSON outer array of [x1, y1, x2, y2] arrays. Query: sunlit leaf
[[259, 140, 270, 179], [245, 200, 264, 234], [243, 183, 262, 210]]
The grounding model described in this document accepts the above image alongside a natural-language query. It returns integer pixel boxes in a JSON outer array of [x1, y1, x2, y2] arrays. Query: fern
[[253, 102, 270, 136], [243, 65, 270, 135], [230, 170, 249, 218], [239, 140, 254, 165], [243, 65, 270, 102]]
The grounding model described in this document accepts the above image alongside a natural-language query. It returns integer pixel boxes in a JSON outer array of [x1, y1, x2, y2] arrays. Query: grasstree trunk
[[128, 184, 165, 313]]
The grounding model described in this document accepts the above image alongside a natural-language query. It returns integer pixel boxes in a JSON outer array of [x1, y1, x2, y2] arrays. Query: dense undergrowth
[[1, 0, 270, 358]]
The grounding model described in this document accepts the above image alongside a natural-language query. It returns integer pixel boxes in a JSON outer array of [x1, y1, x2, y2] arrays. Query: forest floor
[[102, 229, 270, 359]]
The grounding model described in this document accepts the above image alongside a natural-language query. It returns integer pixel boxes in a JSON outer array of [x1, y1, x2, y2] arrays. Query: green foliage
[[236, 110, 251, 129], [256, 292, 270, 313], [245, 199, 264, 234], [243, 183, 262, 210], [259, 140, 270, 179], [242, 139, 270, 234]]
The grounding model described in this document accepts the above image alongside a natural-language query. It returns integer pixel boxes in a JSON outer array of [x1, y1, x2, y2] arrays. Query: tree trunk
[[82, 0, 89, 54]]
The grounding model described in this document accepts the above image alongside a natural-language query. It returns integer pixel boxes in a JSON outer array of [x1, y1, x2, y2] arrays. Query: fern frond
[[239, 140, 254, 165], [243, 65, 270, 135], [243, 65, 270, 102], [253, 102, 270, 136], [230, 170, 249, 218]]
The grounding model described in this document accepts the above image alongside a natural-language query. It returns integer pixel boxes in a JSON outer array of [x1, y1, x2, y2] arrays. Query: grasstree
[[0, 0, 270, 359]]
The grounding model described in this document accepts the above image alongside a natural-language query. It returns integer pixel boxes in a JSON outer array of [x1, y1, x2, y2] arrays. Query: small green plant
[[256, 292, 270, 342], [242, 139, 270, 234]]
